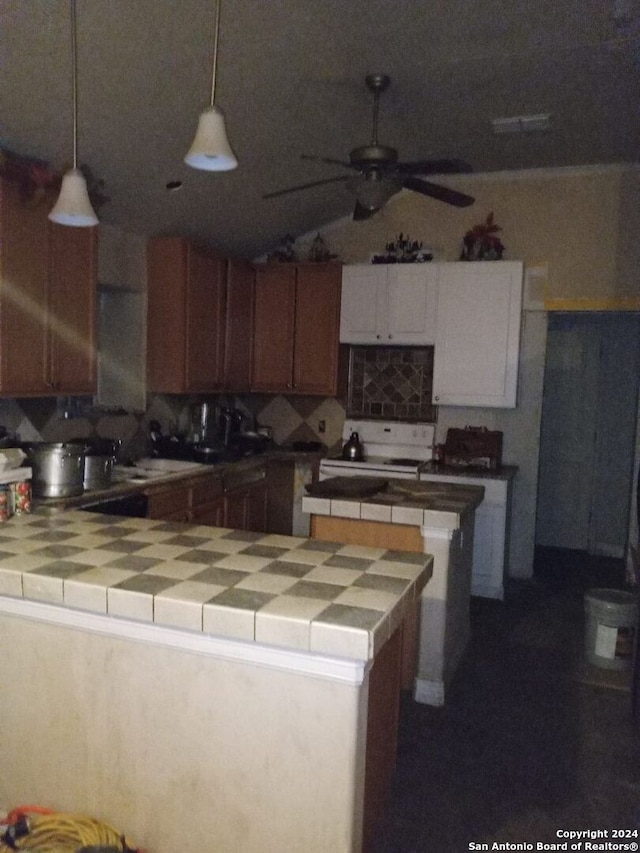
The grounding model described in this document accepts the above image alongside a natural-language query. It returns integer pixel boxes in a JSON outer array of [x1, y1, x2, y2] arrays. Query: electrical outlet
[[318, 419, 326, 434]]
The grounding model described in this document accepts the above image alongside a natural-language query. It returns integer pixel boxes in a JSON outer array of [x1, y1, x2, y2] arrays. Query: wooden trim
[[545, 296, 640, 311], [363, 626, 402, 853], [310, 515, 423, 552]]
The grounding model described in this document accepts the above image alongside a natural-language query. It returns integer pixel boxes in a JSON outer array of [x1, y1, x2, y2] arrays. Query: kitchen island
[[302, 477, 484, 706], [0, 507, 431, 853]]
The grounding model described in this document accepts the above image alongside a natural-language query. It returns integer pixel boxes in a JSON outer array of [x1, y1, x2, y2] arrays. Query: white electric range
[[319, 420, 435, 481]]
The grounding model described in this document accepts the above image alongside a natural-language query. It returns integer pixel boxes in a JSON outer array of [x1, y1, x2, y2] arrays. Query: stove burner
[[385, 458, 423, 467]]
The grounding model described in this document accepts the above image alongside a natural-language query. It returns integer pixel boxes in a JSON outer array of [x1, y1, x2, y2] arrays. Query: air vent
[[491, 114, 552, 134]]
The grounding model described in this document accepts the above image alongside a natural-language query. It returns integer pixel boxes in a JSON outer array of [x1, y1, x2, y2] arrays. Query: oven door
[[319, 458, 418, 481]]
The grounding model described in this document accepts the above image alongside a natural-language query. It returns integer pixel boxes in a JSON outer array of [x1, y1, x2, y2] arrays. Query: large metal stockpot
[[22, 441, 88, 498], [83, 438, 121, 491]]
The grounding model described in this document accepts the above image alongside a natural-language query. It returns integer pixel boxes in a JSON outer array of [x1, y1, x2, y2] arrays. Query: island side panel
[[0, 612, 368, 853], [310, 514, 424, 690]]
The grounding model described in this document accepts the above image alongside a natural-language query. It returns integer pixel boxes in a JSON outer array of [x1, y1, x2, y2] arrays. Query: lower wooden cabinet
[[146, 475, 224, 524], [223, 465, 268, 532], [145, 465, 269, 533]]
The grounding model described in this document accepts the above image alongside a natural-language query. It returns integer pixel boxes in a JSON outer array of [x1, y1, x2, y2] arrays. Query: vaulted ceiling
[[1, 0, 638, 258]]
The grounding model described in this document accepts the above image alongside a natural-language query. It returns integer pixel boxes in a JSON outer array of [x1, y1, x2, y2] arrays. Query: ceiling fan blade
[[396, 158, 473, 175], [352, 201, 378, 221], [301, 154, 354, 169], [263, 175, 349, 199], [402, 176, 475, 207]]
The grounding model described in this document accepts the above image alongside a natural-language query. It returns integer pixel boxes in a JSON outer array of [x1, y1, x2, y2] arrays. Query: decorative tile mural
[[347, 346, 437, 422]]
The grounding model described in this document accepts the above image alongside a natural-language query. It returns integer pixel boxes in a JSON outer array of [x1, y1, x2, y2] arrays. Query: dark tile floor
[[373, 548, 640, 852]]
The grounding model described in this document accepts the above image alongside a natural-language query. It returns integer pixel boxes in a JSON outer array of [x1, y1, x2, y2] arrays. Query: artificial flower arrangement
[[460, 211, 505, 260], [371, 233, 433, 263]]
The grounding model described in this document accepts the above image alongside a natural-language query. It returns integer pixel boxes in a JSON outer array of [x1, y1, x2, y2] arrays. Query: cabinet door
[[433, 261, 523, 407], [147, 485, 191, 520], [224, 488, 248, 529], [147, 236, 188, 392], [186, 245, 226, 392], [339, 265, 387, 343], [386, 265, 437, 345], [192, 497, 225, 527], [48, 222, 97, 393], [0, 181, 50, 393], [223, 258, 254, 391], [245, 480, 268, 533], [293, 263, 341, 394], [252, 265, 296, 392]]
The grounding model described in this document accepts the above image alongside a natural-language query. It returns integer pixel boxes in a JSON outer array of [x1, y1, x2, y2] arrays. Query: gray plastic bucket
[[584, 588, 637, 671]]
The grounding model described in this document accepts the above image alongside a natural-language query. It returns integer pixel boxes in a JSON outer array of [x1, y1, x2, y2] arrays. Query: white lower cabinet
[[340, 264, 437, 345], [419, 472, 514, 600]]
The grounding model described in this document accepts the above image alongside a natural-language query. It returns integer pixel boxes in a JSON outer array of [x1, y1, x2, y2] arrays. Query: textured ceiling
[[1, 0, 638, 259]]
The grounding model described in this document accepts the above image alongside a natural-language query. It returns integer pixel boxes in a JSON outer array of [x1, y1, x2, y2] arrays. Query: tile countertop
[[0, 508, 431, 662], [420, 462, 518, 481], [35, 449, 323, 513], [302, 478, 485, 531]]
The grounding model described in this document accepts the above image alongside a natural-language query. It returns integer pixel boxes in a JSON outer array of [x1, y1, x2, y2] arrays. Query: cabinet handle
[[434, 395, 440, 402], [388, 335, 392, 340], [376, 334, 381, 340]]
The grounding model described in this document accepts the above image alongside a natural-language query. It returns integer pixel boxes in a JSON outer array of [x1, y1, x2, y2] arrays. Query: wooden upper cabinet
[[0, 179, 97, 396], [222, 257, 254, 392], [252, 262, 342, 395], [48, 222, 97, 393], [293, 263, 342, 394], [147, 235, 226, 393], [252, 264, 296, 392], [186, 244, 226, 391]]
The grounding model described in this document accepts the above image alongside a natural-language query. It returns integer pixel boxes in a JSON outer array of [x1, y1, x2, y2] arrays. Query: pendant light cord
[[209, 0, 221, 106], [70, 0, 78, 169]]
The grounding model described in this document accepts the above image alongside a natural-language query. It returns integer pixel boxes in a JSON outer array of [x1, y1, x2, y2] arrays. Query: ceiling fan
[[263, 73, 475, 220]]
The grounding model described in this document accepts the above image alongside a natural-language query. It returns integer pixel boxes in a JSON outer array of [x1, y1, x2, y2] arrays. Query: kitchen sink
[[112, 458, 209, 483]]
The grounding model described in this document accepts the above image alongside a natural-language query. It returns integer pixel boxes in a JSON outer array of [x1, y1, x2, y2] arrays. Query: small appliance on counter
[[442, 427, 503, 470]]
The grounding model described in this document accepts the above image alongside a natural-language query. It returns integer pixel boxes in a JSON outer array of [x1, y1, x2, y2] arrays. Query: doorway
[[535, 312, 640, 560]]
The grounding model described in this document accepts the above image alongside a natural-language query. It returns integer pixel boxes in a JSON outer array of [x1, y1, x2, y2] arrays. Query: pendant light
[[49, 0, 98, 227], [184, 0, 238, 171]]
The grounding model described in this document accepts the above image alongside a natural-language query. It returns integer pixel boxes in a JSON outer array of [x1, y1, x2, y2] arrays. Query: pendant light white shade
[[49, 0, 98, 227], [184, 105, 238, 171], [49, 168, 99, 226], [185, 0, 238, 172]]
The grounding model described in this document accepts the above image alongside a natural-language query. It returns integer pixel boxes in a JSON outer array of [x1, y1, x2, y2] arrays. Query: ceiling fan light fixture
[[49, 0, 98, 227], [185, 0, 238, 172], [348, 171, 401, 211], [184, 105, 238, 171], [49, 168, 98, 226]]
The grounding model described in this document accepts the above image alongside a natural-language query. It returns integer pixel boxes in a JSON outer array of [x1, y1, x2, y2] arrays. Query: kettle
[[341, 431, 365, 461]]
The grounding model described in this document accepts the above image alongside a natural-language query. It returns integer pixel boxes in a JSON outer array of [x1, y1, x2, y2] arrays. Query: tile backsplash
[[347, 346, 437, 422], [0, 345, 435, 462]]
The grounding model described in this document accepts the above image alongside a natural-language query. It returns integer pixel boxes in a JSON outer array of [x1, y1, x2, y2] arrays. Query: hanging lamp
[[49, 0, 98, 227], [185, 0, 238, 171]]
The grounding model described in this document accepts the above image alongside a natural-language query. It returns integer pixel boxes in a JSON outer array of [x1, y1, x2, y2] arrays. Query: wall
[[297, 164, 640, 307], [292, 164, 639, 579], [0, 609, 368, 853]]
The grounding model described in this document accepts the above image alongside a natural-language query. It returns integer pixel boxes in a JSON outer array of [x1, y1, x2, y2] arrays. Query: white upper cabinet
[[340, 264, 437, 345], [432, 261, 523, 408]]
